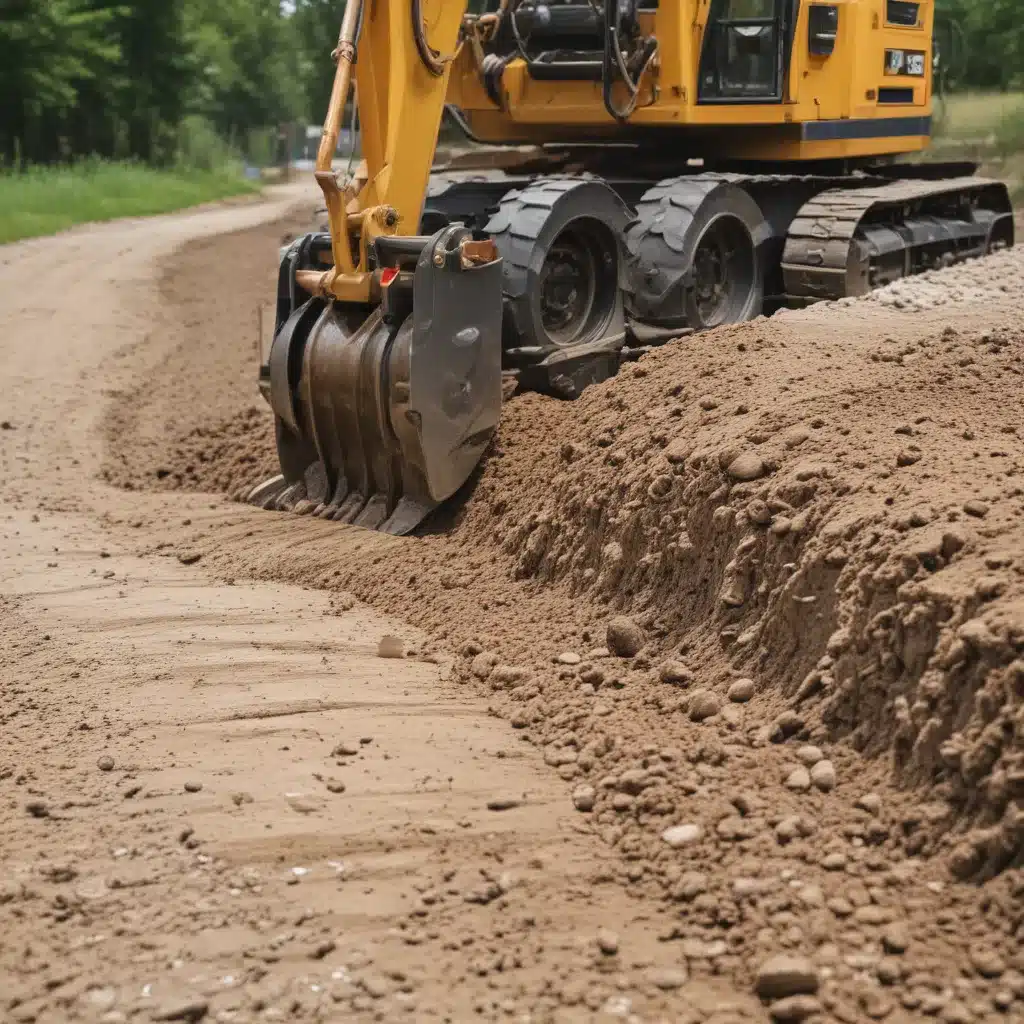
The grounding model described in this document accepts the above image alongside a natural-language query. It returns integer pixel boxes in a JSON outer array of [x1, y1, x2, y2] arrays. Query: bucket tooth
[[246, 474, 288, 508], [260, 225, 504, 535], [274, 480, 307, 511]]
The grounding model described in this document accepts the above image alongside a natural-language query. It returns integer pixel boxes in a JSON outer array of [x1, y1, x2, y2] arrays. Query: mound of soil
[[108, 228, 1024, 1017]]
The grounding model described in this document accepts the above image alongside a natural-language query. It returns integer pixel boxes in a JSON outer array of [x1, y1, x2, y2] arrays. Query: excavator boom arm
[[307, 0, 470, 304]]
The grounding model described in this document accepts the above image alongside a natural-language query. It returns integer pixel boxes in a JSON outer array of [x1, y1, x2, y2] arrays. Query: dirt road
[[2, 186, 1022, 1024]]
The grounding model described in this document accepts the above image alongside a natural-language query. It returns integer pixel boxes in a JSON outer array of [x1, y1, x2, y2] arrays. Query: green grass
[[0, 159, 260, 245], [933, 91, 1024, 143]]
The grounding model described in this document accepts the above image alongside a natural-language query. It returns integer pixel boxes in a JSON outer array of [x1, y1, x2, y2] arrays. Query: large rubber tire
[[485, 177, 629, 355], [624, 175, 769, 330]]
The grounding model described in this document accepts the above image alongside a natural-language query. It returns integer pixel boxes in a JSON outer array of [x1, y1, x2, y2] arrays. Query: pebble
[[856, 793, 882, 815], [596, 929, 620, 956], [572, 785, 596, 811], [770, 711, 804, 741], [969, 946, 1006, 978], [810, 760, 837, 792], [963, 499, 990, 518], [728, 678, 755, 702], [795, 746, 823, 766], [688, 689, 722, 721], [661, 823, 703, 848], [332, 740, 361, 757], [97, 755, 115, 772], [755, 955, 820, 999], [821, 851, 847, 871], [557, 651, 581, 665], [727, 452, 766, 482], [486, 796, 522, 812], [769, 995, 822, 1022], [881, 923, 910, 954], [658, 660, 693, 685], [785, 767, 811, 792], [646, 966, 688, 990], [606, 617, 645, 657], [309, 938, 337, 959], [150, 996, 209, 1022], [376, 634, 404, 658], [183, 781, 203, 793], [876, 958, 903, 985], [286, 793, 324, 814]]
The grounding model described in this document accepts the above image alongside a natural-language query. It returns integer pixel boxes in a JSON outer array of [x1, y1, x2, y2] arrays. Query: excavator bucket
[[249, 225, 503, 535]]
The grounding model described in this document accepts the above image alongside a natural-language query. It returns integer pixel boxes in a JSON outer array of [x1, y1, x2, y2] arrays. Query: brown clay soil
[[1, 183, 1022, 1024]]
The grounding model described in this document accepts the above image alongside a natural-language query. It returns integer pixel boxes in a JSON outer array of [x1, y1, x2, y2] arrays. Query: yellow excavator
[[249, 0, 1013, 534]]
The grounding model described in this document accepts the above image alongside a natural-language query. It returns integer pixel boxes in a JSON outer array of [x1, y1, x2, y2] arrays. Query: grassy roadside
[[928, 91, 1024, 202], [0, 161, 261, 245]]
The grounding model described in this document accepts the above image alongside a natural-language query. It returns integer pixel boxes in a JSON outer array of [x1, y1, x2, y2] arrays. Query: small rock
[[727, 452, 766, 482], [606, 617, 645, 658], [671, 871, 708, 901], [755, 955, 820, 999], [184, 781, 203, 793], [795, 746, 823, 766], [728, 677, 756, 702], [876, 958, 903, 986], [324, 779, 346, 794], [661, 823, 703, 848], [688, 689, 721, 722], [309, 938, 337, 959], [178, 552, 202, 566], [963, 499, 990, 519], [770, 995, 822, 1022], [855, 793, 882, 816], [25, 801, 49, 818], [770, 710, 804, 742], [230, 792, 253, 806], [747, 500, 773, 525], [596, 929, 620, 956], [557, 651, 581, 665], [286, 793, 324, 814], [658, 660, 693, 685], [821, 852, 847, 871], [785, 767, 811, 792], [332, 740, 360, 757], [486, 796, 522, 811], [96, 755, 115, 772], [881, 923, 910, 954], [646, 966, 688, 990], [969, 946, 1006, 978], [151, 996, 209, 1022], [376, 635, 404, 659], [810, 760, 837, 792], [572, 785, 596, 812]]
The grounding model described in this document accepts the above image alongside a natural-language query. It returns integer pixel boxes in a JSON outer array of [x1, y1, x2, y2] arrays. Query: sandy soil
[[2, 182, 1023, 1024]]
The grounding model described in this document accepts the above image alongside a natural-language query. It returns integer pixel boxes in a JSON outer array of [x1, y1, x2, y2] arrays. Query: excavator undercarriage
[[249, 0, 1015, 535]]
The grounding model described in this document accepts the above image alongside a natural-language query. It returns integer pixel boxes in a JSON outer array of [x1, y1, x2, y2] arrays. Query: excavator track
[[781, 176, 1014, 302]]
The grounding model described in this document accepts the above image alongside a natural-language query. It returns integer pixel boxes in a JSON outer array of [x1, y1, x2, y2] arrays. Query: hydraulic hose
[[601, 0, 657, 122], [412, 0, 457, 76]]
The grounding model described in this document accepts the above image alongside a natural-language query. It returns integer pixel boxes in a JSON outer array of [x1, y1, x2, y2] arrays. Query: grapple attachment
[[250, 225, 503, 535]]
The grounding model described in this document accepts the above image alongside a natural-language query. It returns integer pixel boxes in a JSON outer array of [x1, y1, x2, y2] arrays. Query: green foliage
[[0, 159, 258, 244], [935, 0, 1024, 93], [0, 0, 339, 170]]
